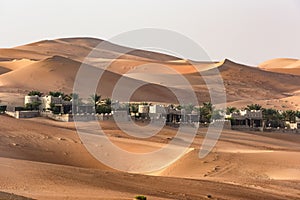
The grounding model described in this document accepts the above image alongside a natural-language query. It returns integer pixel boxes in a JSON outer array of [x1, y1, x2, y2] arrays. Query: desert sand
[[1, 38, 300, 109], [1, 115, 300, 199], [1, 38, 300, 199], [259, 58, 300, 75]]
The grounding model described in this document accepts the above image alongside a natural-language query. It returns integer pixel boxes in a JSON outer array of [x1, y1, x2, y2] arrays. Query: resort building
[[230, 110, 263, 130]]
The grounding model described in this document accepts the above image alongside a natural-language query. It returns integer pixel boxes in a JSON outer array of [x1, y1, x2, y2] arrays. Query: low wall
[[211, 120, 231, 129], [40, 112, 111, 122], [5, 111, 40, 119], [40, 112, 73, 122], [232, 125, 263, 132]]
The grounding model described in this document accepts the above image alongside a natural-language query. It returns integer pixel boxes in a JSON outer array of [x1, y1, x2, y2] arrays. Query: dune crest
[[0, 38, 300, 109], [258, 58, 300, 75]]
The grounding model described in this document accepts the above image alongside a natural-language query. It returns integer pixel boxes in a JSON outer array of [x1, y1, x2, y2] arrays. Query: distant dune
[[0, 38, 300, 109], [259, 58, 300, 75]]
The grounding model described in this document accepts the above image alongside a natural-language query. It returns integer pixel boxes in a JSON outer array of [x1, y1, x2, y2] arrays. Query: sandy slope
[[0, 191, 33, 200], [0, 59, 36, 71], [11, 38, 179, 63], [0, 115, 300, 199], [258, 58, 300, 75], [1, 38, 300, 109], [0, 56, 193, 104]]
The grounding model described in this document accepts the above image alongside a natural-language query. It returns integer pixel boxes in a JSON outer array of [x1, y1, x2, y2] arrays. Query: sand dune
[[0, 59, 36, 71], [212, 59, 300, 106], [258, 58, 300, 75], [1, 38, 300, 109], [1, 115, 300, 199], [13, 38, 179, 63], [0, 55, 191, 104], [0, 116, 300, 199]]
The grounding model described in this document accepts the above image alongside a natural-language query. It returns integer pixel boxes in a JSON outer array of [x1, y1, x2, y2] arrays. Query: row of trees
[[28, 90, 79, 101], [27, 91, 112, 114], [225, 104, 300, 128], [226, 104, 300, 122], [26, 91, 79, 111], [173, 103, 300, 125]]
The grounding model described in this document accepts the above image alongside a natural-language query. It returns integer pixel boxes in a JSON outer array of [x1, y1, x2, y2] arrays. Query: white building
[[149, 105, 165, 114], [24, 95, 40, 105], [24, 95, 72, 113], [231, 110, 263, 129], [138, 105, 149, 114], [40, 95, 65, 110]]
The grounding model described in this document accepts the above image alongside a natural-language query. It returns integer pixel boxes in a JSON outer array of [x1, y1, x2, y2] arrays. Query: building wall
[[24, 96, 39, 105], [232, 110, 263, 120], [6, 111, 39, 119], [149, 105, 165, 114], [138, 105, 149, 114], [41, 112, 102, 122], [285, 121, 299, 130], [40, 96, 64, 110]]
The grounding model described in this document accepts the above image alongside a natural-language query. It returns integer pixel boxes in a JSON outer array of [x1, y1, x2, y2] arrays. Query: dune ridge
[[258, 58, 300, 75]]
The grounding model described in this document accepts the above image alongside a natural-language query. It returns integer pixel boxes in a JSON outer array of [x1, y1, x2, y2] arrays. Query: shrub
[[135, 195, 147, 200]]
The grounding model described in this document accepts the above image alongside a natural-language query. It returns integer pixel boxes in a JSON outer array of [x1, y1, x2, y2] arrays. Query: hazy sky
[[1, 0, 299, 65]]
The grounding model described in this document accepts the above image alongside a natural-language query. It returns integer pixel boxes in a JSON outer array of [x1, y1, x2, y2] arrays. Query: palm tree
[[282, 110, 296, 123], [203, 102, 213, 111], [104, 98, 112, 106], [246, 104, 262, 111], [200, 102, 213, 123], [226, 106, 238, 115], [296, 111, 300, 119], [28, 90, 42, 97], [130, 103, 139, 114], [262, 108, 284, 128], [90, 93, 101, 107], [49, 91, 64, 98]]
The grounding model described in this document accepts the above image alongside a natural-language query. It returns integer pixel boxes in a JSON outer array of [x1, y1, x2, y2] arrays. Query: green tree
[[296, 111, 300, 119], [175, 105, 182, 110], [28, 90, 42, 97], [199, 102, 213, 123], [49, 91, 64, 98], [104, 98, 112, 106], [49, 103, 61, 114], [25, 101, 41, 111], [96, 104, 111, 114], [90, 93, 101, 107], [282, 110, 296, 123], [262, 108, 284, 128], [226, 106, 238, 115], [246, 104, 262, 111], [130, 103, 139, 114]]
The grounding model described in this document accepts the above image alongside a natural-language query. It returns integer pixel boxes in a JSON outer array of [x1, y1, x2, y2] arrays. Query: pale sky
[[1, 0, 300, 65]]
